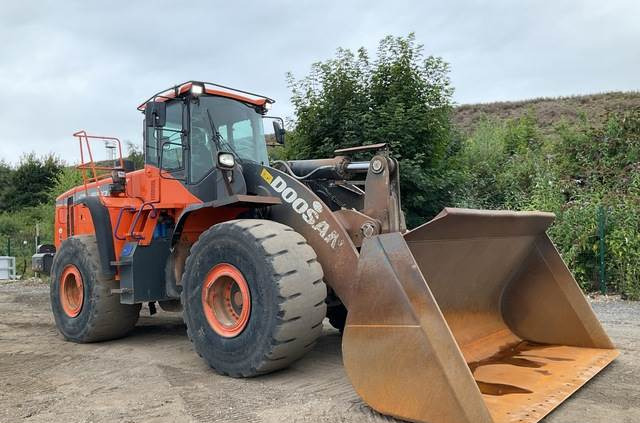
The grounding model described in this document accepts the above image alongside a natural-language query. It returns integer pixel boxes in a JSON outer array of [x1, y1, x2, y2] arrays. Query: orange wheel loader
[[35, 81, 618, 423]]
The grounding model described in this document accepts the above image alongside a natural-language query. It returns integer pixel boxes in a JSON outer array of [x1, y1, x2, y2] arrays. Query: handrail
[[113, 206, 136, 241], [128, 202, 158, 240], [73, 130, 125, 196]]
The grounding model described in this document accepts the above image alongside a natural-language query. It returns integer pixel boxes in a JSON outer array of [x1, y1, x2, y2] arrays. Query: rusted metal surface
[[343, 208, 618, 423], [405, 208, 614, 354], [362, 155, 404, 233], [246, 158, 617, 423], [476, 343, 617, 423], [333, 209, 379, 248], [344, 232, 494, 423]]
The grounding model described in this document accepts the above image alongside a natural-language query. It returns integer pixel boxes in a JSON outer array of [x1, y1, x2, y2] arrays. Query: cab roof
[[137, 81, 274, 111]]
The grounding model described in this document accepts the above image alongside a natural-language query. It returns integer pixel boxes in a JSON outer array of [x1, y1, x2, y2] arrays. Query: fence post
[[6, 237, 10, 257], [597, 205, 606, 295]]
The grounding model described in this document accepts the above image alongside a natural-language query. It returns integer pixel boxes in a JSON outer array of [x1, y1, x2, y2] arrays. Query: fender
[[171, 194, 282, 246], [76, 196, 116, 279]]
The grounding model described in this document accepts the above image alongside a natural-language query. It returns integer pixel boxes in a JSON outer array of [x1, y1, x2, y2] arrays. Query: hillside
[[454, 91, 640, 134]]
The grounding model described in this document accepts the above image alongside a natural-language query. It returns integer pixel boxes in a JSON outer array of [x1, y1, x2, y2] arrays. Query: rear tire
[[182, 219, 326, 377], [50, 236, 141, 342]]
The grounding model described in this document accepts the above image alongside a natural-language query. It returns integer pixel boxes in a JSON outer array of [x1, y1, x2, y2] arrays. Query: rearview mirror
[[145, 101, 166, 127], [272, 119, 286, 145]]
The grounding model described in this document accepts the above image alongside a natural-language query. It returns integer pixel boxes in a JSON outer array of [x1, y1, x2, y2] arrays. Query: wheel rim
[[60, 265, 84, 318], [201, 263, 251, 338]]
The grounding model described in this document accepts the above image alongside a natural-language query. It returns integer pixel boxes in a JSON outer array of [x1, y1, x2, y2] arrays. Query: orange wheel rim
[[60, 265, 84, 318], [201, 263, 251, 338]]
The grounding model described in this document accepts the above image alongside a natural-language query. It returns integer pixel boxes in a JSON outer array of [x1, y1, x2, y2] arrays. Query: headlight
[[264, 101, 272, 111], [218, 152, 235, 168]]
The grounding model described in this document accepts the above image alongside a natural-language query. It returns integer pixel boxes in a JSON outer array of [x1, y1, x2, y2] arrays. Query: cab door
[[186, 98, 247, 202], [145, 100, 186, 180]]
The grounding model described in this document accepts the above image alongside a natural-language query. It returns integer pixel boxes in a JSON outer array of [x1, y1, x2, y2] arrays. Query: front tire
[[50, 236, 141, 343], [182, 219, 326, 377]]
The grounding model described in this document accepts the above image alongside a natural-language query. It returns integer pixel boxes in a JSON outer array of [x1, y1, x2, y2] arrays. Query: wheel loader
[[37, 81, 618, 423]]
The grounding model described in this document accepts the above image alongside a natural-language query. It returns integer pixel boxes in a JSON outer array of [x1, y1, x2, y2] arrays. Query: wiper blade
[[206, 109, 239, 158]]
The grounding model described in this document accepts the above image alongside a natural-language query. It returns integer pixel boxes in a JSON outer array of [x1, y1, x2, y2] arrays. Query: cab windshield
[[190, 96, 269, 182]]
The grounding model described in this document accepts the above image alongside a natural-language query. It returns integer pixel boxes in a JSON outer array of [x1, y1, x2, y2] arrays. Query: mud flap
[[342, 208, 618, 423]]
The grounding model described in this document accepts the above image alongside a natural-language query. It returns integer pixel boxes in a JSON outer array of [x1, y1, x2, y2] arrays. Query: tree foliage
[[454, 108, 640, 299], [0, 160, 80, 276], [126, 141, 144, 170], [0, 160, 13, 209], [454, 113, 544, 209], [285, 34, 457, 227], [0, 153, 63, 212], [49, 167, 84, 201]]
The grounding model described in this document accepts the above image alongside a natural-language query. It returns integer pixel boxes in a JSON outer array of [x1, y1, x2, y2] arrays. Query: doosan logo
[[261, 169, 343, 249]]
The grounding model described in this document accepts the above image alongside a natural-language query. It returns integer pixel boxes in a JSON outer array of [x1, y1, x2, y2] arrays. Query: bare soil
[[454, 91, 640, 135], [1, 280, 638, 423]]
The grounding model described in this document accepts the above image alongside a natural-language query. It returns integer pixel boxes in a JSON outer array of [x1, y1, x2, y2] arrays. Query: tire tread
[[182, 219, 326, 376], [50, 235, 140, 343]]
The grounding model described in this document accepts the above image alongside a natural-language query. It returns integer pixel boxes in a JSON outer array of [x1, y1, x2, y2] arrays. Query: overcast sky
[[0, 1, 638, 164]]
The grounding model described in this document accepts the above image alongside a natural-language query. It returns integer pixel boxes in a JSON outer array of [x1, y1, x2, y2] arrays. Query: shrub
[[285, 33, 457, 227], [454, 107, 640, 298]]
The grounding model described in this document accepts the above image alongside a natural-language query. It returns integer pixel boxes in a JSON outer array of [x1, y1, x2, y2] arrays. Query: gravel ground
[[0, 280, 638, 423]]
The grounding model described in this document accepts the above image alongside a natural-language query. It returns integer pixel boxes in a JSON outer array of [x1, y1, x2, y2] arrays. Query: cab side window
[[231, 119, 255, 157], [145, 102, 184, 169], [189, 127, 215, 181], [189, 101, 218, 182]]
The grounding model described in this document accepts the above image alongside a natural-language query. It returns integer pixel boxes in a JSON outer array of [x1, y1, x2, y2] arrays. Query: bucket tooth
[[341, 208, 618, 423]]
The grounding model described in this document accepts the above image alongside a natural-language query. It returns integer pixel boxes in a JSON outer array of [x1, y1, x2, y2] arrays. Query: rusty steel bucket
[[342, 208, 618, 423]]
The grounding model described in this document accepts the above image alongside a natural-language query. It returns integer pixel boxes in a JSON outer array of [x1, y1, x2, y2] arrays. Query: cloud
[[0, 0, 638, 163]]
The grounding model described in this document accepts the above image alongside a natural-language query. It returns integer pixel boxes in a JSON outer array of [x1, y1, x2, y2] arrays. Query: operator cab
[[140, 81, 284, 190]]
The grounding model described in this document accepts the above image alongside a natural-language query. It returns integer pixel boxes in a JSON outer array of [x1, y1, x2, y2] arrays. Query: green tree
[[49, 167, 84, 201], [454, 113, 543, 209], [285, 46, 370, 159], [286, 34, 456, 227], [0, 160, 13, 209], [2, 154, 63, 211], [453, 106, 640, 298], [125, 141, 144, 170]]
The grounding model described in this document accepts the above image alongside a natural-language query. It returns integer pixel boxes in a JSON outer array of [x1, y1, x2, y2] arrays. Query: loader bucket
[[342, 208, 618, 423]]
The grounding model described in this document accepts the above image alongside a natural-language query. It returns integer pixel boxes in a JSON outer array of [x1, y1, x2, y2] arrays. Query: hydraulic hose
[[273, 157, 370, 180]]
